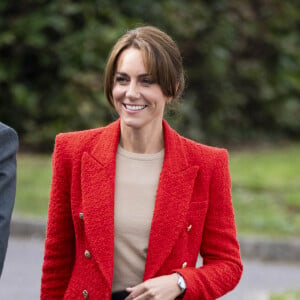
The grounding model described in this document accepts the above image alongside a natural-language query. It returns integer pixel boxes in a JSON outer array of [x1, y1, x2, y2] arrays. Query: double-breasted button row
[[79, 213, 89, 298], [182, 224, 191, 269], [82, 289, 88, 298]]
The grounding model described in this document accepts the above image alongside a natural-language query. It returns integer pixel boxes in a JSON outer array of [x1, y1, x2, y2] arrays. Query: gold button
[[182, 261, 187, 268], [82, 289, 88, 298], [84, 250, 91, 259], [79, 212, 84, 220], [187, 224, 192, 232]]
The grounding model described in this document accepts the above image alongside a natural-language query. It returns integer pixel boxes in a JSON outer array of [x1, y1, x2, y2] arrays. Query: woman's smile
[[122, 103, 148, 112]]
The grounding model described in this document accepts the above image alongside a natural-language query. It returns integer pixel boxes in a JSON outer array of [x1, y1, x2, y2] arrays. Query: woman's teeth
[[124, 104, 146, 111]]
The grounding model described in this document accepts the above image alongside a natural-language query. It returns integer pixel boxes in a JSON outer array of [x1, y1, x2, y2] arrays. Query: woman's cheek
[[112, 85, 125, 101]]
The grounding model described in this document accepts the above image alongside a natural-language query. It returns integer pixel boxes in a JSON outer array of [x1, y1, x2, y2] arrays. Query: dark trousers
[[111, 290, 130, 300]]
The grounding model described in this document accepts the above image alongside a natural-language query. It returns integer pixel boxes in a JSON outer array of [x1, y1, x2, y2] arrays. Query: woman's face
[[112, 48, 171, 131]]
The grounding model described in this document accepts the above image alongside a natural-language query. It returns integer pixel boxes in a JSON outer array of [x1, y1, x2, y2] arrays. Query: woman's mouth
[[123, 104, 147, 111]]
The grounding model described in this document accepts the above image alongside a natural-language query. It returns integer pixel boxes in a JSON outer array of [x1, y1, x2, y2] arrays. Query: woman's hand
[[124, 273, 182, 300]]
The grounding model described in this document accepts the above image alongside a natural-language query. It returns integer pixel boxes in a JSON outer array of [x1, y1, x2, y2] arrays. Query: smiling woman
[[104, 26, 185, 108], [112, 48, 170, 153], [41, 26, 243, 300]]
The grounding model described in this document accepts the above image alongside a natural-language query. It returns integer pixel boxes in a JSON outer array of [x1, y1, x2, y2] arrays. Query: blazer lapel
[[80, 119, 199, 284], [143, 121, 199, 280], [81, 120, 120, 288]]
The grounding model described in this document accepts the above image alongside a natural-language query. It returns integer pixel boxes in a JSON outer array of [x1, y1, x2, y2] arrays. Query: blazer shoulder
[[53, 120, 121, 160], [55, 126, 104, 145], [180, 135, 229, 168], [53, 126, 106, 158]]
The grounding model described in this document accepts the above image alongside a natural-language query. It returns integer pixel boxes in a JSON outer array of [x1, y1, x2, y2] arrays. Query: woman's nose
[[126, 82, 140, 99]]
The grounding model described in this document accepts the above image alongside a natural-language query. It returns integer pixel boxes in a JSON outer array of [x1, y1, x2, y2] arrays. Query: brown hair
[[104, 26, 185, 107]]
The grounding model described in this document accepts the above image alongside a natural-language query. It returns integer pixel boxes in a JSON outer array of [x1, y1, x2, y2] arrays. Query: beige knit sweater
[[112, 145, 164, 292]]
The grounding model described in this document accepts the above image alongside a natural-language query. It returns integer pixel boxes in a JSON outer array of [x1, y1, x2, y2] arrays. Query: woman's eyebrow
[[139, 73, 152, 78], [115, 72, 151, 77], [115, 72, 128, 76]]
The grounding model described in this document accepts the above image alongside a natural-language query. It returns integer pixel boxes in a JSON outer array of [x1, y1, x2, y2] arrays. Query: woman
[[41, 26, 243, 300]]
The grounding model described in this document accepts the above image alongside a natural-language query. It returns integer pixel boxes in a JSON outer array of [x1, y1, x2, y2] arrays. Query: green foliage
[[0, 1, 125, 150], [1, 0, 299, 150]]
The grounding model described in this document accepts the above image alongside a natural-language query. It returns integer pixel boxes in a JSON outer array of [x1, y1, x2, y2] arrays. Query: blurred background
[[0, 0, 299, 299]]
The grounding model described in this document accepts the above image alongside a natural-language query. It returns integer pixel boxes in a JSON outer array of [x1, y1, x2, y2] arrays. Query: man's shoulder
[[0, 122, 18, 139], [0, 123, 19, 156]]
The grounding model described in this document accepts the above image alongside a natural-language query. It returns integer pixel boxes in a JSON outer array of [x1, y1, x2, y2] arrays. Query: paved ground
[[1, 237, 300, 299]]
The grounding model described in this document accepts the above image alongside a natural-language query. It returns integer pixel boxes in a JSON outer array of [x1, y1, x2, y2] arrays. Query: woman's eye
[[142, 78, 154, 85], [115, 76, 128, 84]]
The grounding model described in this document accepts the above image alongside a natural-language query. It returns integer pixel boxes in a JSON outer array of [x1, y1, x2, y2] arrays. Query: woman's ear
[[166, 96, 173, 104]]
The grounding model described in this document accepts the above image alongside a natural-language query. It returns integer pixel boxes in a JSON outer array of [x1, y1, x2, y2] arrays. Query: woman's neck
[[119, 122, 164, 154]]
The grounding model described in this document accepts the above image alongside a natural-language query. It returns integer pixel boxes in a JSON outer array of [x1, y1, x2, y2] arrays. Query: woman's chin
[[120, 117, 144, 130]]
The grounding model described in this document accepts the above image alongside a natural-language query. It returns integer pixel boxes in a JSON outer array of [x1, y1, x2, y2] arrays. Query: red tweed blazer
[[41, 119, 242, 300]]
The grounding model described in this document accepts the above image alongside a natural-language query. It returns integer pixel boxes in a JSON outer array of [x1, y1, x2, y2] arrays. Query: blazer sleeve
[[174, 150, 243, 299], [0, 124, 18, 276], [41, 134, 75, 299]]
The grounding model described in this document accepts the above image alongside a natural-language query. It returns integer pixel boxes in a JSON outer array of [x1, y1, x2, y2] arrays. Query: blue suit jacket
[[0, 122, 18, 276]]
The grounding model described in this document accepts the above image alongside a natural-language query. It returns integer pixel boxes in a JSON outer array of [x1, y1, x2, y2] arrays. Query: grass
[[270, 291, 300, 300], [14, 143, 300, 237], [15, 153, 52, 217], [229, 144, 300, 190], [230, 143, 300, 237]]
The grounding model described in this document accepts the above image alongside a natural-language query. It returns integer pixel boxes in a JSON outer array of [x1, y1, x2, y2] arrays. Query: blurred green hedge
[[1, 0, 299, 151]]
